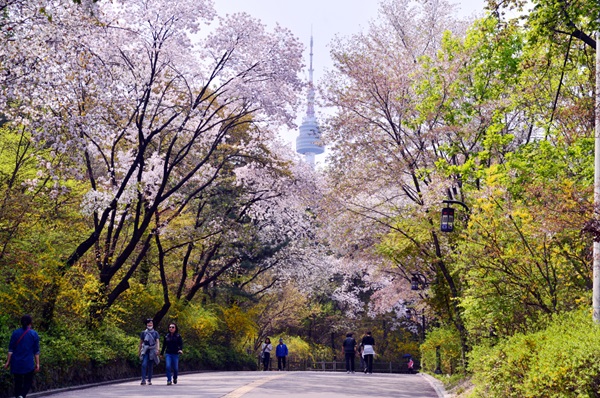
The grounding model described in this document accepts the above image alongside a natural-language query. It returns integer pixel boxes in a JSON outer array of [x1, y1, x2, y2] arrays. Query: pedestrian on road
[[161, 322, 183, 385], [408, 356, 415, 374], [261, 337, 273, 371], [361, 331, 375, 374], [275, 338, 288, 371], [139, 318, 160, 385], [357, 339, 366, 372], [342, 332, 357, 373], [3, 314, 40, 398]]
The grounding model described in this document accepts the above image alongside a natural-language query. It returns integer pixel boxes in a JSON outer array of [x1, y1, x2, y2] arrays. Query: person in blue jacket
[[275, 338, 288, 371], [3, 314, 40, 398]]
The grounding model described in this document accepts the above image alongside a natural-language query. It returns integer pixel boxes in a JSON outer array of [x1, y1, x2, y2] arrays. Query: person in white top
[[261, 337, 273, 371], [361, 331, 375, 374]]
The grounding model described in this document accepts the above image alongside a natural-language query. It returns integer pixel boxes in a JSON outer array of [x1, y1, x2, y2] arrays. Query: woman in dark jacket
[[361, 331, 375, 374], [161, 323, 183, 385]]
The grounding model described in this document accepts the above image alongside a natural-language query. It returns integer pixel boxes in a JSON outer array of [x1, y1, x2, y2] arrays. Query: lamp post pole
[[434, 346, 442, 374], [410, 273, 429, 291], [440, 200, 470, 233], [594, 27, 600, 323]]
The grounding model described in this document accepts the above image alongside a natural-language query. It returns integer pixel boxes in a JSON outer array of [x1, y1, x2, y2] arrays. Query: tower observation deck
[[296, 35, 324, 166]]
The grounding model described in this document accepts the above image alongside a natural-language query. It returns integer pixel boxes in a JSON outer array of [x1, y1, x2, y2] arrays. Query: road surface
[[33, 371, 446, 398]]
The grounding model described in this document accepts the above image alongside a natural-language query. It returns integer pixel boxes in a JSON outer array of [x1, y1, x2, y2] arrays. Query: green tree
[[457, 139, 593, 342]]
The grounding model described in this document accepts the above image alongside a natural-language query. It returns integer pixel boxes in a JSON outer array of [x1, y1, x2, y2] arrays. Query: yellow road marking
[[222, 373, 288, 398]]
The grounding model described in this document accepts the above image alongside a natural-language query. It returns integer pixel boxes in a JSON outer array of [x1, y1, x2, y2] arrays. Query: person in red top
[[3, 315, 40, 398]]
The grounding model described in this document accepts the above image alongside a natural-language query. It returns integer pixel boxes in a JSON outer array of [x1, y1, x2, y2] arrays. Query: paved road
[[35, 371, 445, 398]]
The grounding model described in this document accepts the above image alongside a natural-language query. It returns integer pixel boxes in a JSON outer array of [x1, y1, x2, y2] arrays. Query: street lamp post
[[594, 27, 600, 323], [406, 307, 426, 341], [434, 346, 442, 374], [410, 273, 429, 291], [408, 273, 429, 341], [440, 200, 470, 233]]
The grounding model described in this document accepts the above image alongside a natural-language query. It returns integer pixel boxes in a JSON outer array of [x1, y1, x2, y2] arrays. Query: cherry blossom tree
[[150, 143, 330, 325], [321, 0, 470, 269], [319, 0, 515, 364], [1, 0, 304, 327]]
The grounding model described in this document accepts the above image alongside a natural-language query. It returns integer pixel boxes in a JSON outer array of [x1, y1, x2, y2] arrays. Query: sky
[[212, 0, 487, 160]]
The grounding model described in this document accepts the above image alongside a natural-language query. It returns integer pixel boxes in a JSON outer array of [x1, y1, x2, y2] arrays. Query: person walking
[[260, 337, 273, 371], [138, 318, 160, 385], [3, 315, 40, 398], [342, 332, 357, 373], [275, 338, 288, 371], [161, 322, 183, 385], [408, 356, 415, 374], [361, 331, 375, 374], [357, 339, 366, 372]]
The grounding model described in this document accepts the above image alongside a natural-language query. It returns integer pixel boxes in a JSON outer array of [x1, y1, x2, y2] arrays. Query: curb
[[419, 372, 449, 398], [27, 371, 207, 397], [28, 377, 140, 397]]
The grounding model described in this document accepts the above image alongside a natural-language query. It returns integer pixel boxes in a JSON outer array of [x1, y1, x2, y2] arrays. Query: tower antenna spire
[[296, 30, 324, 166], [306, 31, 315, 119]]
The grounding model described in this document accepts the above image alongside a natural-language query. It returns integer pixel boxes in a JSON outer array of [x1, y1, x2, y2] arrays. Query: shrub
[[421, 325, 463, 374], [283, 336, 311, 361], [469, 309, 600, 398]]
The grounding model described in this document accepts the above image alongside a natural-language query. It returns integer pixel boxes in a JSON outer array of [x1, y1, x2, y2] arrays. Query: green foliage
[[469, 309, 600, 398], [309, 343, 334, 362], [456, 138, 592, 342], [0, 314, 13, 394], [100, 281, 167, 334], [421, 326, 463, 375], [279, 335, 311, 361], [184, 339, 256, 370], [176, 303, 221, 345], [41, 323, 138, 366], [384, 329, 420, 362], [519, 0, 598, 50]]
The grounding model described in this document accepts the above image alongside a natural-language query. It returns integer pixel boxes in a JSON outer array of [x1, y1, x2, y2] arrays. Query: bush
[[421, 325, 464, 375], [0, 314, 14, 395], [469, 309, 600, 398], [283, 336, 311, 361], [184, 343, 255, 370]]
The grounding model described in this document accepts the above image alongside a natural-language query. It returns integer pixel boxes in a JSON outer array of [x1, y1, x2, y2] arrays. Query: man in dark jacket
[[342, 333, 357, 373]]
